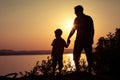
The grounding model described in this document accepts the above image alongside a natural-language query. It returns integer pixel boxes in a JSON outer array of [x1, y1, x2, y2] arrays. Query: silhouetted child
[[51, 28, 70, 75]]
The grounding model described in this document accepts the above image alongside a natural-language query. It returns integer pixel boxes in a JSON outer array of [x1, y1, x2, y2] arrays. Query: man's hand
[[67, 39, 71, 45]]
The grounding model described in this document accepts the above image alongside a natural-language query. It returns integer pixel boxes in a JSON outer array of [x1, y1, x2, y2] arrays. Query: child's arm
[[51, 39, 55, 57]]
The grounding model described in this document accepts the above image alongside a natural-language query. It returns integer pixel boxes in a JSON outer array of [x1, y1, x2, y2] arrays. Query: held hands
[[65, 38, 71, 48], [67, 38, 71, 45]]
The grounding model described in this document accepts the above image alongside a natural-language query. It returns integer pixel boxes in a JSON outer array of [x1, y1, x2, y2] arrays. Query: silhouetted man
[[67, 5, 94, 73]]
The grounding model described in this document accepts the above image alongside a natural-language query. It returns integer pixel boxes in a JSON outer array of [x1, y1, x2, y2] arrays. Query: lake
[[0, 53, 87, 77]]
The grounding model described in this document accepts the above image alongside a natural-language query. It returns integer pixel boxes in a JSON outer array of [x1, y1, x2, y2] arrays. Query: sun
[[66, 20, 73, 31], [60, 19, 74, 33]]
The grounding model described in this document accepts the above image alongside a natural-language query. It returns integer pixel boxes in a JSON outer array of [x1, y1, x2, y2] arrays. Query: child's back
[[51, 37, 67, 58]]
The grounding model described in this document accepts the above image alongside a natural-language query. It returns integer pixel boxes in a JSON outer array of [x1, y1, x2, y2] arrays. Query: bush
[[93, 28, 120, 76], [20, 56, 88, 77]]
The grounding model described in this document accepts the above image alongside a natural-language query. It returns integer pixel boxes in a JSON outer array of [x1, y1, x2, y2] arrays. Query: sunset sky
[[0, 0, 120, 50]]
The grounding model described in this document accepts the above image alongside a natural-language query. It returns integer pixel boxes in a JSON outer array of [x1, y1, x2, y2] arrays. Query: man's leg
[[74, 56, 80, 71], [73, 40, 83, 72], [84, 44, 93, 74]]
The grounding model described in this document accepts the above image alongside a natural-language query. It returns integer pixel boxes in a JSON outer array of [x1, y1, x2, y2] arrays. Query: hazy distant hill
[[0, 49, 73, 55]]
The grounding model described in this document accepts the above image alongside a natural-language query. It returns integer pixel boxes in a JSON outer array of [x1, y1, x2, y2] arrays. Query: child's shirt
[[51, 37, 67, 57]]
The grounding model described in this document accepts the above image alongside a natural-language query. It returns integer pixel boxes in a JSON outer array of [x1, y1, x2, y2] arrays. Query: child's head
[[54, 29, 62, 38]]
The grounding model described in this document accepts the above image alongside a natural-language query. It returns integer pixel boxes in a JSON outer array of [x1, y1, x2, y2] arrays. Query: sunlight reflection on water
[[63, 53, 88, 67], [0, 53, 87, 77]]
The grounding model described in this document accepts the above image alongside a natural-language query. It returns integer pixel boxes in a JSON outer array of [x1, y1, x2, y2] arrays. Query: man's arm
[[65, 40, 70, 48], [88, 16, 94, 44], [67, 27, 76, 43]]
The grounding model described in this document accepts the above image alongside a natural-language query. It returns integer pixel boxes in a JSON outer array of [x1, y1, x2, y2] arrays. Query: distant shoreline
[[0, 52, 72, 56], [0, 49, 73, 56]]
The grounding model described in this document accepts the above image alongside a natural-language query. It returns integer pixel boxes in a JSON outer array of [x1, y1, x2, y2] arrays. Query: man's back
[[74, 14, 94, 43]]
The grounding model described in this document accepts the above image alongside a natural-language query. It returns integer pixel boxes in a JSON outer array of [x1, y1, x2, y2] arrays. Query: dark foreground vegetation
[[0, 28, 120, 80]]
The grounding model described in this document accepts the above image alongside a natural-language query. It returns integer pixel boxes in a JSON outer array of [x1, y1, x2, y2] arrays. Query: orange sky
[[0, 0, 120, 50]]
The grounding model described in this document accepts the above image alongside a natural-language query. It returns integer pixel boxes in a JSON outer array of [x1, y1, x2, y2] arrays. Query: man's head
[[55, 29, 62, 38], [74, 5, 84, 16]]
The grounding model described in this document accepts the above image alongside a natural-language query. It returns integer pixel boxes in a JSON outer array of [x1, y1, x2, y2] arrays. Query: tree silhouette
[[93, 28, 120, 77]]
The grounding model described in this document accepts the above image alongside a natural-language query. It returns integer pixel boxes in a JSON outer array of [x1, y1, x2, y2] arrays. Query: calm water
[[0, 53, 87, 77]]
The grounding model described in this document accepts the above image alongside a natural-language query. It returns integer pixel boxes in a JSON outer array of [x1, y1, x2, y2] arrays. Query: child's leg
[[52, 59, 57, 74], [58, 59, 63, 73]]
